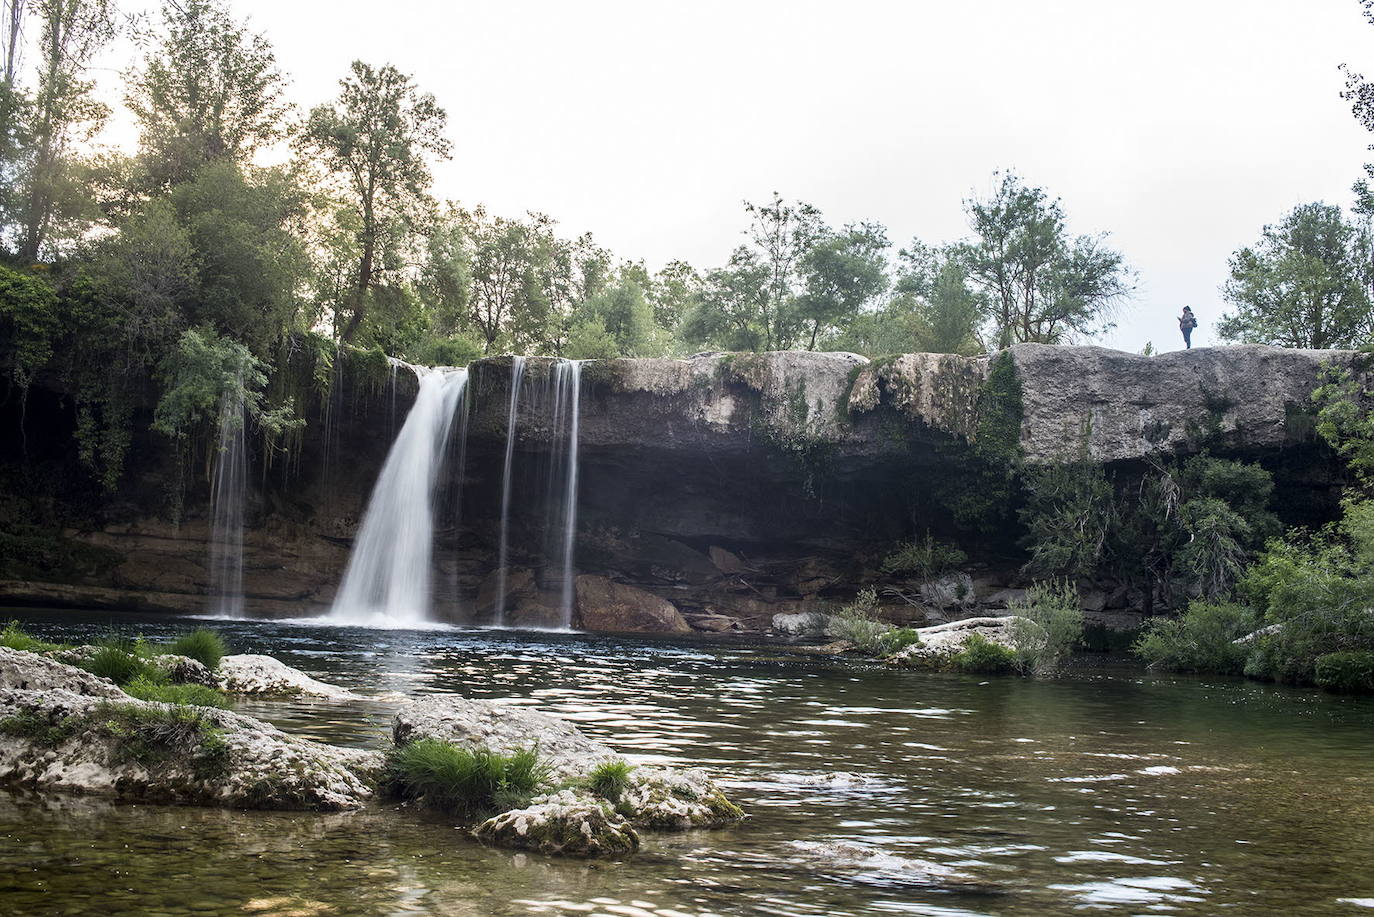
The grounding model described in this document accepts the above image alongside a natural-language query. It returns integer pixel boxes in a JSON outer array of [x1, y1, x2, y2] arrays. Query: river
[[2, 609, 1372, 916]]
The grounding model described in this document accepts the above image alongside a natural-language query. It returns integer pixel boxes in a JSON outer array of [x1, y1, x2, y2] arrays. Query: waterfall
[[493, 357, 526, 624], [327, 367, 468, 627], [207, 385, 247, 617], [550, 360, 583, 628]]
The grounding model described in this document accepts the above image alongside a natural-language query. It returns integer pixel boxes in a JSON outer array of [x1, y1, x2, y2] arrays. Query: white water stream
[[207, 386, 246, 617], [327, 366, 468, 626]]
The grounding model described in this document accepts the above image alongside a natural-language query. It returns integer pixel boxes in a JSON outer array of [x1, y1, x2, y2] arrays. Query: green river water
[[2, 609, 1372, 917]]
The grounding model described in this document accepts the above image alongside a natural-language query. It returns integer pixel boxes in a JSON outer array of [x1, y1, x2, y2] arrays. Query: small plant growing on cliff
[[587, 759, 636, 802], [167, 629, 228, 670], [1007, 580, 1084, 675], [385, 739, 551, 819], [881, 533, 967, 581]]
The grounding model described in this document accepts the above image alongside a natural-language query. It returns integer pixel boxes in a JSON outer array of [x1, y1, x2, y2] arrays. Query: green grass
[[587, 759, 635, 802], [82, 645, 164, 686], [0, 620, 66, 654], [122, 675, 230, 708], [166, 628, 227, 670], [385, 739, 552, 819], [951, 632, 1017, 674], [873, 627, 923, 658], [88, 702, 230, 775], [0, 709, 79, 745]]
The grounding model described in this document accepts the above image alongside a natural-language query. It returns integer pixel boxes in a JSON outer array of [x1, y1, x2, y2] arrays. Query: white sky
[[96, 0, 1374, 353]]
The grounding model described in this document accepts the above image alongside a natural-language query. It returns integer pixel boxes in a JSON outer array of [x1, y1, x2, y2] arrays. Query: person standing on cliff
[[1179, 306, 1197, 349]]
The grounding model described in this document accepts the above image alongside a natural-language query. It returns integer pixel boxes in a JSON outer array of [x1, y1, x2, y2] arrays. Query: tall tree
[[1218, 202, 1373, 349], [127, 0, 286, 188], [299, 60, 449, 343], [792, 221, 890, 350], [895, 243, 985, 355], [12, 0, 116, 261], [956, 172, 1132, 347]]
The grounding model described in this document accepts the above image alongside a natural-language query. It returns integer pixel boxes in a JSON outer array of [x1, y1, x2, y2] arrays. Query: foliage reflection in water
[[2, 609, 1374, 916]]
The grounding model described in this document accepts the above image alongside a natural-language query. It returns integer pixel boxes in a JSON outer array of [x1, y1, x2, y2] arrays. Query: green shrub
[[587, 759, 635, 802], [1133, 601, 1256, 675], [881, 533, 968, 580], [873, 627, 922, 657], [829, 588, 892, 652], [951, 632, 1017, 674], [0, 621, 64, 654], [167, 628, 227, 670], [83, 646, 163, 686], [1007, 580, 1084, 675], [123, 676, 230, 709], [385, 739, 551, 819], [1314, 651, 1374, 693]]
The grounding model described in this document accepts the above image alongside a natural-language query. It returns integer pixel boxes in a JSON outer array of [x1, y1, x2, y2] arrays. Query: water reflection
[[2, 608, 1373, 916]]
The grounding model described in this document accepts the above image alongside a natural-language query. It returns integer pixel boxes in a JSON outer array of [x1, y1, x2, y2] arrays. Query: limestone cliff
[[0, 343, 1359, 630]]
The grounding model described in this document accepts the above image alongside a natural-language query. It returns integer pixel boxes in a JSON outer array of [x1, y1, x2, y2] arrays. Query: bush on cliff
[[881, 533, 967, 580]]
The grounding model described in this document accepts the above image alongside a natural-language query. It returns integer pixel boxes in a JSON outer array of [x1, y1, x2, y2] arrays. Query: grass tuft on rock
[[167, 628, 227, 670], [84, 645, 162, 685], [89, 702, 230, 775], [587, 759, 635, 801], [385, 739, 552, 819], [123, 675, 230, 708]]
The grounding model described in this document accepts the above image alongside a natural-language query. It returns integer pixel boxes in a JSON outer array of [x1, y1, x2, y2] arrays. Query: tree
[[956, 172, 1132, 347], [792, 221, 889, 350], [893, 243, 984, 355], [127, 0, 287, 188], [11, 0, 117, 261], [299, 60, 450, 343], [569, 275, 660, 357], [1217, 202, 1372, 349]]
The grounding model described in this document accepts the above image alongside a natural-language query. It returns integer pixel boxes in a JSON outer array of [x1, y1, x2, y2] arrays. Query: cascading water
[[207, 386, 247, 617], [493, 357, 526, 625], [327, 366, 468, 627], [548, 360, 583, 628]]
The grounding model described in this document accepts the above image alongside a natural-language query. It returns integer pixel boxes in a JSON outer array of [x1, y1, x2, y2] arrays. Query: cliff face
[[0, 344, 1358, 630]]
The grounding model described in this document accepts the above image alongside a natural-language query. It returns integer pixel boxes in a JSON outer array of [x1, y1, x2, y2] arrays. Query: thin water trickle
[[207, 386, 246, 618], [328, 366, 468, 627], [493, 356, 526, 624], [553, 359, 583, 627]]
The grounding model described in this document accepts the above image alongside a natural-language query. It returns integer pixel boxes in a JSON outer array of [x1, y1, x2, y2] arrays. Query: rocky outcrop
[[216, 655, 358, 699], [392, 695, 745, 835], [0, 687, 380, 810], [472, 790, 640, 857], [393, 696, 616, 780], [1, 343, 1357, 629], [0, 646, 124, 698], [889, 616, 1025, 666], [574, 575, 692, 634]]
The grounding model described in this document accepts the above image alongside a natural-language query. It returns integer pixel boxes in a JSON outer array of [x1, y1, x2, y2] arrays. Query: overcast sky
[[108, 0, 1374, 353]]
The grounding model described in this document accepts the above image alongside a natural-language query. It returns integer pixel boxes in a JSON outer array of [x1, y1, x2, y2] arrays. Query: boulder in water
[[393, 695, 615, 780], [216, 654, 359, 699], [772, 611, 836, 637], [472, 789, 639, 857], [574, 575, 691, 634], [0, 684, 380, 810], [618, 765, 744, 830], [888, 616, 1025, 666]]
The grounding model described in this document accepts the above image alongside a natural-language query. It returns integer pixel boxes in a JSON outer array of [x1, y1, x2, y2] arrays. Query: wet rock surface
[[472, 789, 639, 857], [574, 575, 692, 634]]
